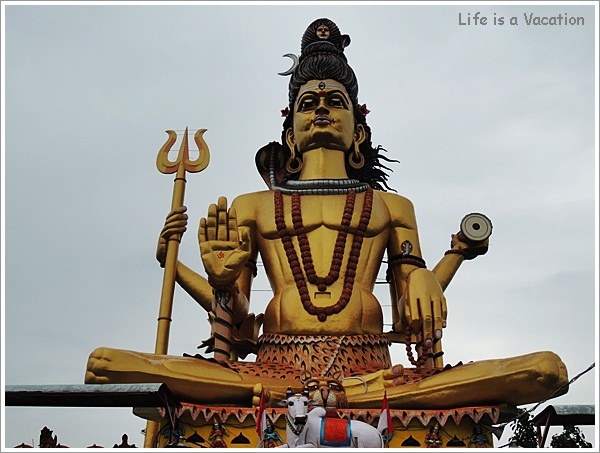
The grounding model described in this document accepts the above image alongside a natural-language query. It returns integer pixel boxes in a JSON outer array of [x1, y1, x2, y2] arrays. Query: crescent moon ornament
[[278, 53, 299, 76]]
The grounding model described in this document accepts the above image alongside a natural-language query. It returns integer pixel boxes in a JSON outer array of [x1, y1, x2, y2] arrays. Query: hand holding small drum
[[452, 213, 493, 260]]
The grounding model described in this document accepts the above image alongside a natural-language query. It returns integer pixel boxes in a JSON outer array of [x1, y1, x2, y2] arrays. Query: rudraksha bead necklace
[[405, 324, 432, 370], [274, 188, 374, 322], [292, 190, 355, 291]]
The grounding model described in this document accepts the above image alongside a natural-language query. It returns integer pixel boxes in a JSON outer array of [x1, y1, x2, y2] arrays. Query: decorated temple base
[[136, 403, 512, 448]]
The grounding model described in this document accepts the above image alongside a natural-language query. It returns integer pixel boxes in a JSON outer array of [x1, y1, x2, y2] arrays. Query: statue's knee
[[86, 347, 116, 372], [88, 347, 110, 361], [85, 348, 105, 383], [537, 351, 568, 386]]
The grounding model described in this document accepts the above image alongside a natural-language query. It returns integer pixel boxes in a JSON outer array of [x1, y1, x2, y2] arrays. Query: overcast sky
[[2, 2, 598, 449]]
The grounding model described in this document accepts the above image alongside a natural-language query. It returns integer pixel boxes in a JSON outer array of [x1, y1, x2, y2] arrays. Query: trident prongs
[[156, 128, 210, 175]]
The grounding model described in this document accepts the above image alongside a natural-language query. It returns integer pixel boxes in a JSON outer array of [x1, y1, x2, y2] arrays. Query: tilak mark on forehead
[[296, 80, 350, 102]]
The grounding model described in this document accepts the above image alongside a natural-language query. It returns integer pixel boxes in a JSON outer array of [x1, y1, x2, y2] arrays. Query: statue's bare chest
[[255, 192, 389, 239]]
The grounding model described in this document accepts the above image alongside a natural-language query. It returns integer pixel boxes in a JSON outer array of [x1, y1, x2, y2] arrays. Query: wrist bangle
[[445, 245, 488, 260], [245, 258, 258, 278], [208, 278, 239, 293], [444, 249, 467, 257]]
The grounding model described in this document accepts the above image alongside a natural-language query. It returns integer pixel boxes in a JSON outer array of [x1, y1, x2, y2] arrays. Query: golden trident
[[154, 128, 210, 355], [146, 128, 209, 448]]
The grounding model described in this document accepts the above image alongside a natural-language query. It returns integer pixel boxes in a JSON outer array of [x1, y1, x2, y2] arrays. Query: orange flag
[[256, 389, 267, 439], [377, 391, 394, 437]]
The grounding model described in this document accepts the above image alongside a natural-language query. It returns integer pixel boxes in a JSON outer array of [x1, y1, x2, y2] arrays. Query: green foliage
[[550, 425, 592, 448], [508, 409, 593, 448], [509, 408, 538, 448]]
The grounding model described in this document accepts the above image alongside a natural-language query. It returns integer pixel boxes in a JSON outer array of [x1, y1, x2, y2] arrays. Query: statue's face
[[316, 24, 330, 39], [288, 79, 355, 153]]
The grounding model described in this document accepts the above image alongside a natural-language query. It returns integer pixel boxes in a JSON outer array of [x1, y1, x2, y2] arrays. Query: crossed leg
[[345, 351, 568, 409], [86, 347, 568, 409]]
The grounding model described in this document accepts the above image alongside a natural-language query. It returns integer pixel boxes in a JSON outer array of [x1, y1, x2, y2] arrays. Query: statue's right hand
[[199, 197, 251, 288], [156, 206, 188, 267]]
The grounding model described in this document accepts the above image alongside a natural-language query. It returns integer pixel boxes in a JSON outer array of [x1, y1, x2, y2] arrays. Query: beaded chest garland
[[274, 188, 374, 321]]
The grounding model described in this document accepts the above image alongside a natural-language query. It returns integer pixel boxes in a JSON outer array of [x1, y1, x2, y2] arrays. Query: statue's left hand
[[403, 268, 447, 348], [450, 233, 489, 260], [199, 196, 251, 288]]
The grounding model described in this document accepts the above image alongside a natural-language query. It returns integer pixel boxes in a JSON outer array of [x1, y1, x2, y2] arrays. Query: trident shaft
[[154, 128, 210, 355], [145, 129, 209, 448]]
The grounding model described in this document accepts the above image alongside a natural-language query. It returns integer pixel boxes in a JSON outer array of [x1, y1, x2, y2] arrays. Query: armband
[[385, 253, 427, 282]]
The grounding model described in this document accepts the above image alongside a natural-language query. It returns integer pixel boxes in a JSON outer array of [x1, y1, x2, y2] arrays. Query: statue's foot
[[342, 364, 405, 395], [85, 347, 270, 405], [252, 383, 271, 407], [382, 364, 406, 387]]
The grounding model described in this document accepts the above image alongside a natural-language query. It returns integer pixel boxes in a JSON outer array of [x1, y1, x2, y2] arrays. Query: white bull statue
[[277, 390, 384, 448]]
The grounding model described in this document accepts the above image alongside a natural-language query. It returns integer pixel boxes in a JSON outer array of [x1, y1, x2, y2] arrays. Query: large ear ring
[[286, 146, 303, 173], [348, 141, 365, 169]]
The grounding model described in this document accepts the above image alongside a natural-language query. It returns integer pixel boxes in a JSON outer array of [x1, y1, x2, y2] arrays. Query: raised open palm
[[198, 196, 251, 288]]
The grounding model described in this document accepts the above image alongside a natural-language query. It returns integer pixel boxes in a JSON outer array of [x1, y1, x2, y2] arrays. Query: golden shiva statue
[[86, 18, 568, 410]]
